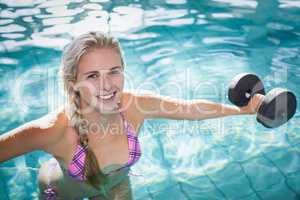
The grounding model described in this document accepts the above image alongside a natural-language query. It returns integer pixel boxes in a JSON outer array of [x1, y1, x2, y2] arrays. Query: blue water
[[0, 0, 300, 199]]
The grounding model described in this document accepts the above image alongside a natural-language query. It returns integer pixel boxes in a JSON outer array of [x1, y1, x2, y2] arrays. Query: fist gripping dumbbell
[[228, 73, 297, 128]]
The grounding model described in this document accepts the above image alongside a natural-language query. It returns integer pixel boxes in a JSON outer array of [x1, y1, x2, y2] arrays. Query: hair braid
[[60, 31, 125, 189], [70, 90, 106, 188]]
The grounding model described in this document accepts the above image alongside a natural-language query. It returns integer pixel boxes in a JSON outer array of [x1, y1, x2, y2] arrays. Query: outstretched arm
[[133, 92, 264, 120], [0, 108, 66, 163]]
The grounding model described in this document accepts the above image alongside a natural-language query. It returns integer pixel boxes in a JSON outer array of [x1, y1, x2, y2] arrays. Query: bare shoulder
[[32, 106, 67, 129], [120, 89, 182, 126], [120, 90, 148, 135], [0, 106, 68, 163], [121, 90, 155, 119], [2, 107, 67, 142], [36, 106, 69, 147], [121, 90, 167, 119]]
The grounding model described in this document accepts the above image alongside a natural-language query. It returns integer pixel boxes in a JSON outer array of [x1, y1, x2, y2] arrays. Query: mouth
[[96, 91, 117, 102]]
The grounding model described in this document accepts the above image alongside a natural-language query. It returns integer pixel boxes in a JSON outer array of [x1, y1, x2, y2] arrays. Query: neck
[[78, 98, 124, 140], [83, 110, 119, 125], [81, 110, 123, 141]]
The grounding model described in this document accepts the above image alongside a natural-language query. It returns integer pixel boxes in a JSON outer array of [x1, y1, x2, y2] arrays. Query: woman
[[0, 31, 264, 199]]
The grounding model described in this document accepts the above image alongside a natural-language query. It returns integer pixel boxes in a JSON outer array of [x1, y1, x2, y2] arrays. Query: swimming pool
[[0, 0, 299, 199]]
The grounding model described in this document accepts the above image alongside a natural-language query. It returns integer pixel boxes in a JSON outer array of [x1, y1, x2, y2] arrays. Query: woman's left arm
[[133, 93, 264, 120]]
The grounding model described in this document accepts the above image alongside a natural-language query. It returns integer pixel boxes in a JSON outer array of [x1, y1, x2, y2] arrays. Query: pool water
[[0, 0, 300, 199]]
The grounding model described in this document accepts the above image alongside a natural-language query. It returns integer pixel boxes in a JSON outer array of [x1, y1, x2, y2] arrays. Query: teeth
[[97, 92, 115, 100]]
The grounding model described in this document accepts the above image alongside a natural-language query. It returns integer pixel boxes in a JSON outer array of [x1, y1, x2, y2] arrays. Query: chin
[[95, 98, 120, 114], [95, 104, 119, 114]]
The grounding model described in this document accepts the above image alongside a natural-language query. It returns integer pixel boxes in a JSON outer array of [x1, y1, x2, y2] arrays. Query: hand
[[241, 94, 265, 114]]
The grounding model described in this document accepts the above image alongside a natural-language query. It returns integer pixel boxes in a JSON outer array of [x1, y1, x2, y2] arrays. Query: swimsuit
[[42, 111, 142, 200]]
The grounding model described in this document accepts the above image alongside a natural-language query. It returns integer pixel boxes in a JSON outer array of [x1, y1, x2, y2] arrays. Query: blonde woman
[[0, 31, 264, 199]]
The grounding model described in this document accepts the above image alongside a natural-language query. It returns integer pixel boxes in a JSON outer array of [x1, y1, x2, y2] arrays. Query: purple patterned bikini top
[[67, 111, 142, 181]]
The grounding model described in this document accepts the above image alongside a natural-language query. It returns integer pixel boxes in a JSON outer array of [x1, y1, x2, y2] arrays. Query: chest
[[52, 115, 143, 170]]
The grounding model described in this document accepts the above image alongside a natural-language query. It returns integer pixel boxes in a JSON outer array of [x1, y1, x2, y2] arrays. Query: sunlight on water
[[212, 0, 258, 8]]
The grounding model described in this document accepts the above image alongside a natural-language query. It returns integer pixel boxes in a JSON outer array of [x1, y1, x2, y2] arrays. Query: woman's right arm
[[0, 109, 67, 163]]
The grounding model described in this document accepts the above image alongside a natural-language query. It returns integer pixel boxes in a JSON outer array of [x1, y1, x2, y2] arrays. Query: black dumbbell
[[228, 73, 297, 128]]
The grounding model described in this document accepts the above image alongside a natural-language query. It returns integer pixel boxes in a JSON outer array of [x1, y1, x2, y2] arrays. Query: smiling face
[[75, 48, 124, 114]]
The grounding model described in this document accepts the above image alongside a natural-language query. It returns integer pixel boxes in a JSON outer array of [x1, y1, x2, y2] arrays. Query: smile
[[96, 91, 117, 101]]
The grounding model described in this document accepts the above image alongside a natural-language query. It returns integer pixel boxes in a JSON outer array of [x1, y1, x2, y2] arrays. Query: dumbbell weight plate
[[257, 88, 297, 128], [228, 73, 266, 107]]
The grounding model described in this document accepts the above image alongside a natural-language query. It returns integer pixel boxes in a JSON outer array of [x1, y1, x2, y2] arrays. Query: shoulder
[[119, 90, 153, 134], [32, 106, 68, 131], [120, 90, 157, 117], [121, 90, 170, 119], [121, 90, 186, 120], [30, 106, 69, 149], [0, 106, 69, 162]]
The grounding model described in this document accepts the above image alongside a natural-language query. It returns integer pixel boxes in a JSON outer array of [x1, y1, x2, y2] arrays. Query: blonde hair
[[60, 31, 124, 188]]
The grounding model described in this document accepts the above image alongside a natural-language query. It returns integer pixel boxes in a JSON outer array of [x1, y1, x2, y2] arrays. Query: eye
[[87, 74, 98, 79]]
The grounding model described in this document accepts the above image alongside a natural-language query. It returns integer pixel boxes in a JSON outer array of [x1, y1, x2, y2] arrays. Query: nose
[[99, 74, 112, 91]]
